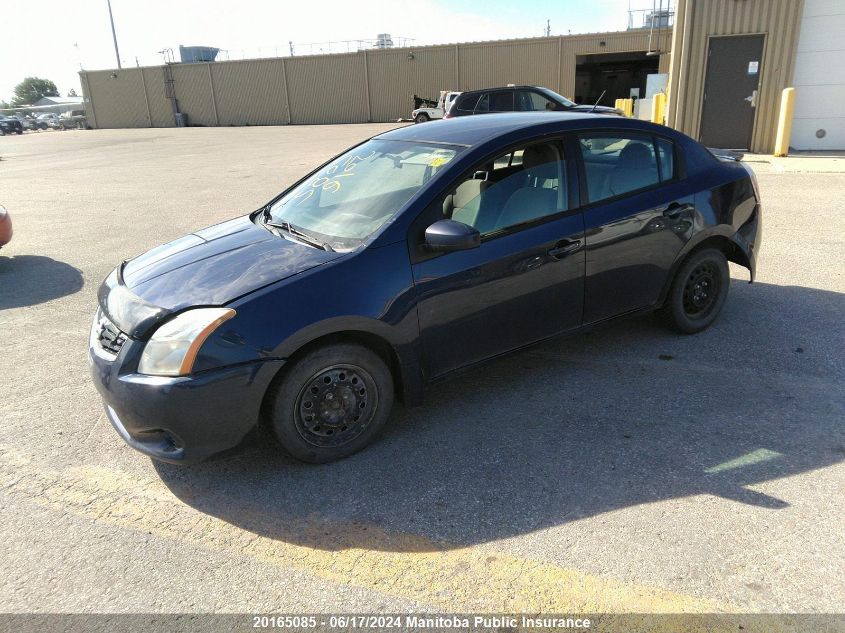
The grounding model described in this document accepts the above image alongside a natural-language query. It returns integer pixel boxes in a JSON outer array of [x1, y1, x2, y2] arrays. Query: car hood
[[100, 215, 343, 337]]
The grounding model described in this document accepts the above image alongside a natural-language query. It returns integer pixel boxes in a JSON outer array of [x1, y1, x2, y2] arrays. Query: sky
[[0, 0, 660, 103]]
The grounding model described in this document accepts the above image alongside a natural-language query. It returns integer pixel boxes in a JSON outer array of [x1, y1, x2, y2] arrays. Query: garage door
[[791, 0, 845, 150]]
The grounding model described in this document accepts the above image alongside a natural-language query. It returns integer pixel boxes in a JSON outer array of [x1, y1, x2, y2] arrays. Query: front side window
[[441, 142, 567, 236], [578, 134, 661, 203], [268, 139, 461, 250], [517, 90, 558, 112]]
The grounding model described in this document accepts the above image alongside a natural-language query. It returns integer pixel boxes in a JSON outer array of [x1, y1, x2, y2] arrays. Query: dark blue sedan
[[90, 112, 762, 464]]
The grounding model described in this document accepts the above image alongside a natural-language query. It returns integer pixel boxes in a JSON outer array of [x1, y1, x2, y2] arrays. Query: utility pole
[[107, 0, 122, 68], [544, 19, 551, 37]]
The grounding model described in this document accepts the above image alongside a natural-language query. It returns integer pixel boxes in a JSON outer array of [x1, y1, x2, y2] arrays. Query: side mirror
[[424, 219, 481, 253]]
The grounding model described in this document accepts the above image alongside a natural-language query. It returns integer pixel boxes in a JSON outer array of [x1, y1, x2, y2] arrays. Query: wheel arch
[[260, 321, 424, 425], [659, 232, 752, 306]]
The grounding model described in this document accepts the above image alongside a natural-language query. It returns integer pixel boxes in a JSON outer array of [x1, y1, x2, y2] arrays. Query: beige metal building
[[81, 0, 824, 153], [79, 30, 671, 130]]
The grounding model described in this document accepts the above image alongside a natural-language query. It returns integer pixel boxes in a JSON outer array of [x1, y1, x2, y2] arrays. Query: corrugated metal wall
[[667, 0, 804, 153], [81, 30, 668, 129]]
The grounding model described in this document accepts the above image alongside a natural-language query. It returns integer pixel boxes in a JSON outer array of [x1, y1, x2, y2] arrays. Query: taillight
[[443, 112, 454, 119]]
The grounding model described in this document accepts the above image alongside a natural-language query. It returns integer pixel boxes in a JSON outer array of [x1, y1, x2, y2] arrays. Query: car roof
[[458, 85, 543, 95], [375, 111, 669, 147]]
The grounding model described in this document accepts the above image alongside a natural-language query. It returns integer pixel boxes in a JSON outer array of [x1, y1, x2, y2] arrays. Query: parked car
[[34, 113, 61, 130], [90, 112, 762, 465], [412, 90, 461, 123], [444, 85, 621, 118], [59, 109, 87, 129], [0, 205, 12, 247], [0, 116, 23, 135]]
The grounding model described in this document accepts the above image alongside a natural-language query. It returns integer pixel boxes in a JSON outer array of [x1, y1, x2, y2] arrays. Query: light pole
[[107, 0, 121, 69]]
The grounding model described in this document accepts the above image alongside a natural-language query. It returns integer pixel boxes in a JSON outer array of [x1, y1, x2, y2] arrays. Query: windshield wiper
[[263, 217, 334, 252]]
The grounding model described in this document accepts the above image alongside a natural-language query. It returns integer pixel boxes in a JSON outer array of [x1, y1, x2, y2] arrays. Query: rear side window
[[456, 94, 482, 112], [578, 133, 669, 203], [488, 91, 514, 112], [656, 137, 675, 181]]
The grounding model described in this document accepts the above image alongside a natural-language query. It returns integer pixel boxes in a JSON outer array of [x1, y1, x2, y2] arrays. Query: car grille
[[97, 313, 128, 356]]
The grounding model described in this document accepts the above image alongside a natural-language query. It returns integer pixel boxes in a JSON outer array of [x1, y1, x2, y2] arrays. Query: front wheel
[[267, 343, 394, 463], [414, 113, 430, 124], [660, 248, 730, 334]]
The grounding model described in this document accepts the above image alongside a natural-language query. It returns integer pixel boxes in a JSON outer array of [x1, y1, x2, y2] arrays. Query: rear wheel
[[415, 113, 430, 124], [267, 343, 394, 463], [660, 248, 730, 334]]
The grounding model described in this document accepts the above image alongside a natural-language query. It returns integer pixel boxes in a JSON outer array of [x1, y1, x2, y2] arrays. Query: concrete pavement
[[0, 126, 843, 620]]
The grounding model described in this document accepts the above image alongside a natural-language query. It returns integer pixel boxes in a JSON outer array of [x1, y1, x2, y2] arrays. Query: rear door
[[574, 131, 695, 323]]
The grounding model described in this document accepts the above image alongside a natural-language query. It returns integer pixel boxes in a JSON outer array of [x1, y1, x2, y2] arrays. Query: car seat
[[605, 142, 658, 198], [494, 144, 561, 230]]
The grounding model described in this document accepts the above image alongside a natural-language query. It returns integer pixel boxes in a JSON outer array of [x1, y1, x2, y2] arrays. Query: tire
[[38, 123, 47, 130], [660, 248, 730, 334], [15, 129, 22, 135], [267, 343, 394, 463], [0, 128, 5, 136], [415, 113, 430, 124]]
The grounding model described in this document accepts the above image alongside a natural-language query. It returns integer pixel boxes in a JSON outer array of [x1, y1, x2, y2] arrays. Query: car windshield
[[267, 139, 462, 251], [538, 88, 576, 108]]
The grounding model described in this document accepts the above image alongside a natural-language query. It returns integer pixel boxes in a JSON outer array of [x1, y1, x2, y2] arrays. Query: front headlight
[[138, 308, 235, 376]]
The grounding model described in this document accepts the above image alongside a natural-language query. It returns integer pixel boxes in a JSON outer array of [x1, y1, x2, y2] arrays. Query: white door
[[791, 0, 845, 150]]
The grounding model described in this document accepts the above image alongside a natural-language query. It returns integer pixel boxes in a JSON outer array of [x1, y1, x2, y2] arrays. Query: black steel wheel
[[682, 260, 721, 317], [268, 343, 394, 463], [660, 248, 730, 334], [294, 364, 378, 448]]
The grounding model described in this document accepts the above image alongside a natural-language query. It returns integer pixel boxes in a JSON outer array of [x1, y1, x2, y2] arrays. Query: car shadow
[[154, 279, 845, 552], [0, 255, 84, 310]]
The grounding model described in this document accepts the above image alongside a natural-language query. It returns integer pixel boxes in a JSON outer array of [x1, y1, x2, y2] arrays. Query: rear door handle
[[548, 239, 582, 259], [663, 202, 691, 219]]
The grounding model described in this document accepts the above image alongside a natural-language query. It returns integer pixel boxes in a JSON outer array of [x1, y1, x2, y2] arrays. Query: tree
[[11, 77, 59, 107]]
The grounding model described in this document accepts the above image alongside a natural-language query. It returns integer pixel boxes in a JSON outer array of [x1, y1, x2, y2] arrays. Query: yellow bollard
[[626, 99, 634, 117], [774, 87, 796, 157], [651, 92, 667, 125], [615, 98, 624, 113]]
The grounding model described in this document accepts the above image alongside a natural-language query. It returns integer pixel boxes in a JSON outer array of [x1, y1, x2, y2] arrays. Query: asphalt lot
[[0, 126, 843, 617]]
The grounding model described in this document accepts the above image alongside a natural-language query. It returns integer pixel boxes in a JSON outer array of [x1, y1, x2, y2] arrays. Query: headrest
[[522, 144, 558, 169], [617, 142, 652, 168]]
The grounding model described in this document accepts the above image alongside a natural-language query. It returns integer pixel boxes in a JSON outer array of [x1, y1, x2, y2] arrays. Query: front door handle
[[548, 239, 582, 259]]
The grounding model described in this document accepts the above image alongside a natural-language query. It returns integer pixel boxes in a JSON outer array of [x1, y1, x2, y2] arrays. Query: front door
[[412, 141, 585, 378], [699, 35, 765, 150]]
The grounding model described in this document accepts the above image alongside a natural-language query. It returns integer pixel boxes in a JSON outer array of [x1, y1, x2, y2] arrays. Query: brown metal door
[[699, 35, 765, 150]]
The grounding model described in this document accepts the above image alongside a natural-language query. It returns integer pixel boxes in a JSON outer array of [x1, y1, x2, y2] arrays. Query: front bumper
[[89, 337, 284, 464]]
